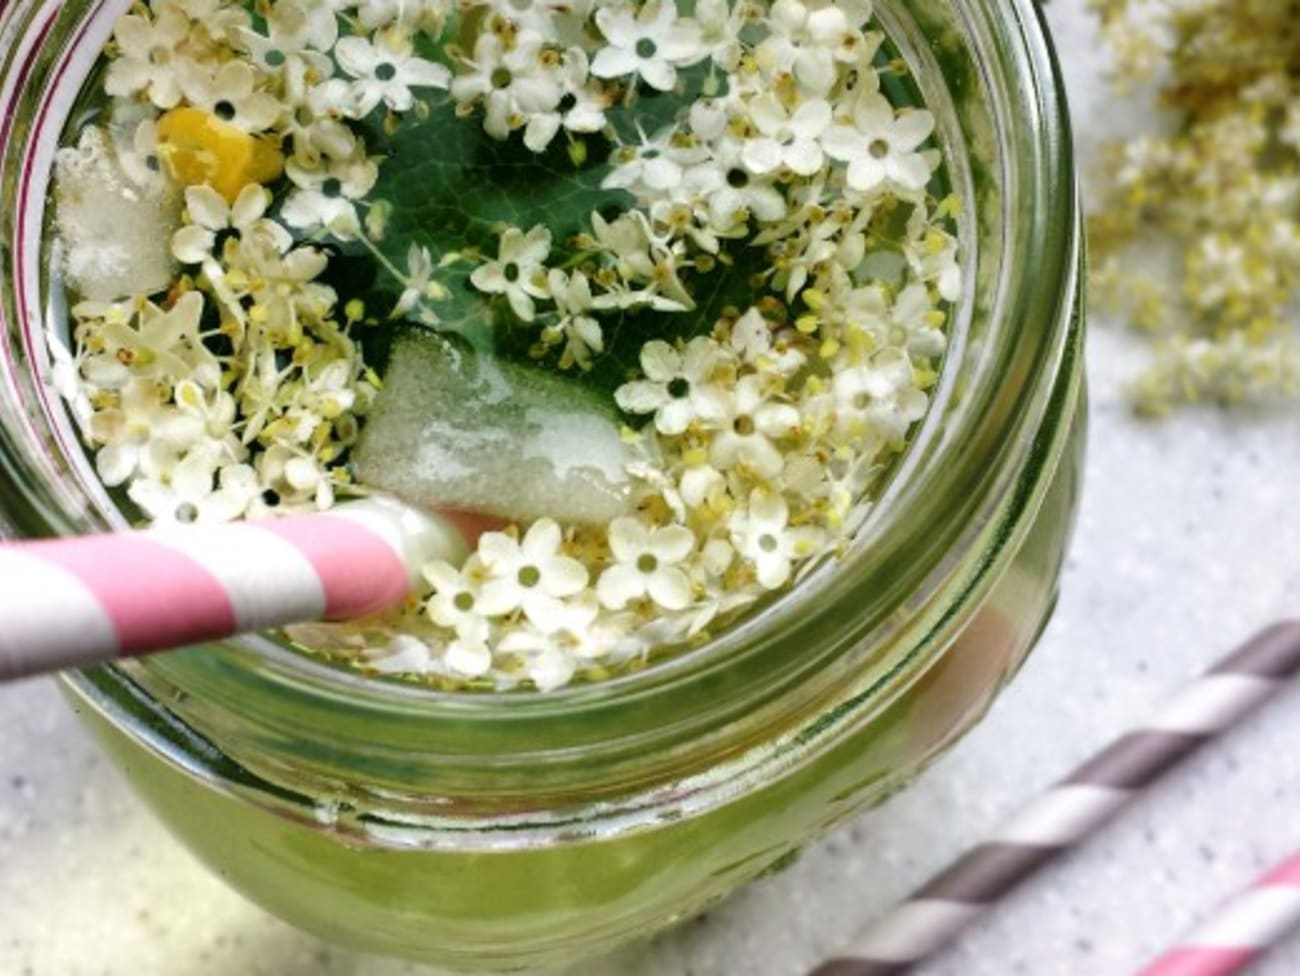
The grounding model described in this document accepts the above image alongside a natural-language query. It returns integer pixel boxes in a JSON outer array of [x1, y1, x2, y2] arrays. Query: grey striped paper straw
[[811, 620, 1300, 976]]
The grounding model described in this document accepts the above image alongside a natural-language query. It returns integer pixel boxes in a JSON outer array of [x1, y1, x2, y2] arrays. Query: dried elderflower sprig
[[1088, 0, 1300, 414]]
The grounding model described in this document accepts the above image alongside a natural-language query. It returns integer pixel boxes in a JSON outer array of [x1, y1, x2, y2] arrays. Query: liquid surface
[[50, 0, 961, 690]]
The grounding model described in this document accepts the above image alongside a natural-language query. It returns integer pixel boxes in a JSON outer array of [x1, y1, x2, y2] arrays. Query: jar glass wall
[[0, 0, 1084, 971]]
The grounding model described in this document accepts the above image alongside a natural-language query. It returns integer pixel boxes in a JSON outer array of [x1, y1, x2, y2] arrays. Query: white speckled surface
[[5, 3, 1300, 974]]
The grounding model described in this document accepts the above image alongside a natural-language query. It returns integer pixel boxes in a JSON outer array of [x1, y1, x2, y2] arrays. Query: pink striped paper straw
[[0, 498, 465, 682], [1138, 851, 1300, 976], [811, 621, 1300, 976]]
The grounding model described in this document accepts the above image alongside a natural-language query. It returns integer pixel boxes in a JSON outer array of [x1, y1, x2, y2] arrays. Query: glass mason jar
[[0, 0, 1084, 971]]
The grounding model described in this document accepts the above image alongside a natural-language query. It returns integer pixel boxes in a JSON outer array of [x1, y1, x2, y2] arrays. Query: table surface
[[6, 3, 1300, 974]]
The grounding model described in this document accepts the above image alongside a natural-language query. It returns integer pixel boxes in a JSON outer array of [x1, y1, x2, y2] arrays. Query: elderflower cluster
[[1088, 0, 1300, 413], [56, 0, 960, 691]]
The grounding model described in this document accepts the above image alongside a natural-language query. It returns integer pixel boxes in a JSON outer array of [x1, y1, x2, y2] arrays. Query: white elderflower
[[832, 348, 929, 442], [470, 224, 552, 321], [756, 0, 875, 96], [444, 617, 494, 678], [542, 269, 604, 370], [884, 283, 946, 359], [104, 4, 199, 109], [699, 137, 789, 228], [172, 0, 252, 47], [527, 647, 578, 691], [497, 627, 579, 691], [614, 337, 728, 436], [585, 210, 694, 310], [129, 444, 258, 525], [695, 0, 746, 69], [496, 596, 619, 688], [391, 244, 447, 322], [76, 292, 219, 390], [740, 93, 833, 177], [88, 378, 206, 487], [591, 0, 705, 93], [224, 233, 334, 338], [365, 635, 435, 675], [239, 0, 338, 61], [424, 557, 492, 634], [171, 184, 275, 266], [903, 211, 962, 303], [597, 517, 696, 610], [130, 410, 256, 522], [834, 282, 945, 359], [518, 47, 610, 152], [255, 444, 336, 509], [604, 127, 707, 197], [474, 519, 590, 630], [356, 0, 452, 34], [176, 59, 283, 131], [335, 28, 451, 116], [730, 307, 808, 377], [709, 374, 801, 478], [730, 488, 826, 590], [281, 146, 380, 240], [476, 0, 583, 37], [280, 83, 361, 166], [450, 32, 563, 145], [645, 163, 742, 254], [236, 1, 338, 88], [823, 94, 936, 194], [678, 462, 727, 510], [111, 111, 165, 189]]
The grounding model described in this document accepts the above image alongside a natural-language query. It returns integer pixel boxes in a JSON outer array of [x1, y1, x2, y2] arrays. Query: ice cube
[[54, 126, 180, 302], [353, 333, 646, 526]]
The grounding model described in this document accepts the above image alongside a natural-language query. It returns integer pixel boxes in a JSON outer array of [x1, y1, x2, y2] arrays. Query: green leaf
[[329, 57, 775, 397]]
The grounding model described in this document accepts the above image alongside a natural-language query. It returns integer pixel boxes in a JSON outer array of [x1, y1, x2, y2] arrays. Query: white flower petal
[[334, 36, 376, 76], [648, 567, 692, 610], [656, 398, 696, 436], [820, 125, 862, 161], [231, 184, 270, 228], [524, 113, 562, 153], [889, 153, 933, 191], [791, 98, 832, 136], [185, 185, 230, 231], [597, 564, 646, 610], [528, 648, 576, 691], [506, 287, 537, 321], [756, 554, 792, 590], [615, 380, 670, 415], [544, 556, 589, 598], [639, 340, 681, 380], [96, 444, 137, 486], [470, 264, 507, 295], [639, 58, 676, 92], [755, 403, 801, 437], [608, 517, 650, 562], [591, 45, 639, 79], [405, 59, 452, 90], [446, 639, 492, 677], [893, 110, 936, 151], [651, 525, 695, 564], [171, 225, 216, 265], [522, 518, 563, 560], [477, 577, 522, 616], [846, 155, 887, 192], [742, 138, 784, 175], [784, 139, 824, 176]]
